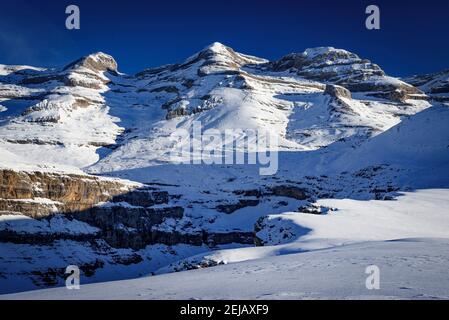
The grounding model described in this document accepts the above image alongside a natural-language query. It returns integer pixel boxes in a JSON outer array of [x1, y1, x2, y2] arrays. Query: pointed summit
[[185, 42, 267, 70], [188, 41, 237, 63], [63, 52, 118, 73], [202, 42, 229, 54]]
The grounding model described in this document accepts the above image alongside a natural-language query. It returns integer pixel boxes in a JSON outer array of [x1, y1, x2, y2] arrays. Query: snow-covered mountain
[[0, 42, 429, 170], [1, 42, 448, 298], [404, 69, 449, 99]]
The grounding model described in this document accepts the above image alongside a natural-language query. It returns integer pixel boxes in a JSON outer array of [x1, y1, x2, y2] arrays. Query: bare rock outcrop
[[270, 185, 309, 200], [270, 47, 424, 102], [325, 84, 352, 99], [63, 52, 118, 73], [0, 169, 259, 250], [0, 169, 136, 214]]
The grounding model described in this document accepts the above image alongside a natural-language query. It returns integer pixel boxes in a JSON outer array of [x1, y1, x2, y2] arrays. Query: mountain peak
[[271, 46, 382, 79], [194, 42, 236, 61], [203, 41, 229, 53], [63, 52, 118, 73], [302, 46, 356, 59], [278, 47, 359, 65], [192, 42, 267, 67]]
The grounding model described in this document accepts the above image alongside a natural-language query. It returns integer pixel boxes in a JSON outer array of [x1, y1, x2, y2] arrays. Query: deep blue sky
[[0, 0, 448, 76]]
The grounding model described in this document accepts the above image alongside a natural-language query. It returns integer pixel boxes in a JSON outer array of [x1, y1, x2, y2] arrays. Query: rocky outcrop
[[63, 52, 118, 73], [0, 169, 136, 214], [0, 199, 58, 217], [216, 199, 260, 214], [270, 47, 384, 81], [112, 190, 169, 207], [0, 169, 260, 250], [297, 204, 335, 215], [168, 258, 225, 273], [270, 185, 309, 200], [205, 231, 255, 246], [270, 47, 424, 102], [404, 69, 449, 98], [325, 84, 352, 99], [74, 205, 185, 249], [20, 74, 64, 85], [232, 189, 263, 198], [357, 82, 423, 103], [0, 170, 194, 249], [166, 107, 189, 120], [254, 215, 304, 246]]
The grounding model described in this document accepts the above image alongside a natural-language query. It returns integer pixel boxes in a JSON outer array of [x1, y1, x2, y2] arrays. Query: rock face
[[270, 47, 384, 82], [269, 47, 424, 102], [325, 84, 352, 99], [0, 169, 177, 249], [404, 69, 449, 100], [76, 205, 185, 249], [254, 215, 305, 246], [270, 185, 309, 200], [63, 52, 118, 73], [0, 169, 133, 215], [0, 169, 261, 250], [216, 199, 260, 214]]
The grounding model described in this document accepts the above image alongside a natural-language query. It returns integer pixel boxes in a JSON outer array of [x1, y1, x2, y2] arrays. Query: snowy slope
[[155, 189, 449, 273], [330, 104, 449, 185], [0, 64, 45, 77], [0, 54, 122, 169], [4, 238, 449, 300]]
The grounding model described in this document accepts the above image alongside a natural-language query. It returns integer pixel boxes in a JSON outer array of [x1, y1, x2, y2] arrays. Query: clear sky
[[0, 0, 448, 76]]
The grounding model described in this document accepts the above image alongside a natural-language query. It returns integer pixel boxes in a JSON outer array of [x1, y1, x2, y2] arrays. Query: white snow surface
[[155, 189, 449, 271], [4, 238, 449, 300]]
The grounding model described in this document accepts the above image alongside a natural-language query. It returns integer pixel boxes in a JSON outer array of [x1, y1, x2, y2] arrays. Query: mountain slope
[[0, 42, 448, 296], [404, 69, 449, 100], [0, 43, 432, 173]]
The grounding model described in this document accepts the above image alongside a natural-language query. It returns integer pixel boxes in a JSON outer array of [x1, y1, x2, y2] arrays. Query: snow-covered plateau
[[0, 42, 448, 299]]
